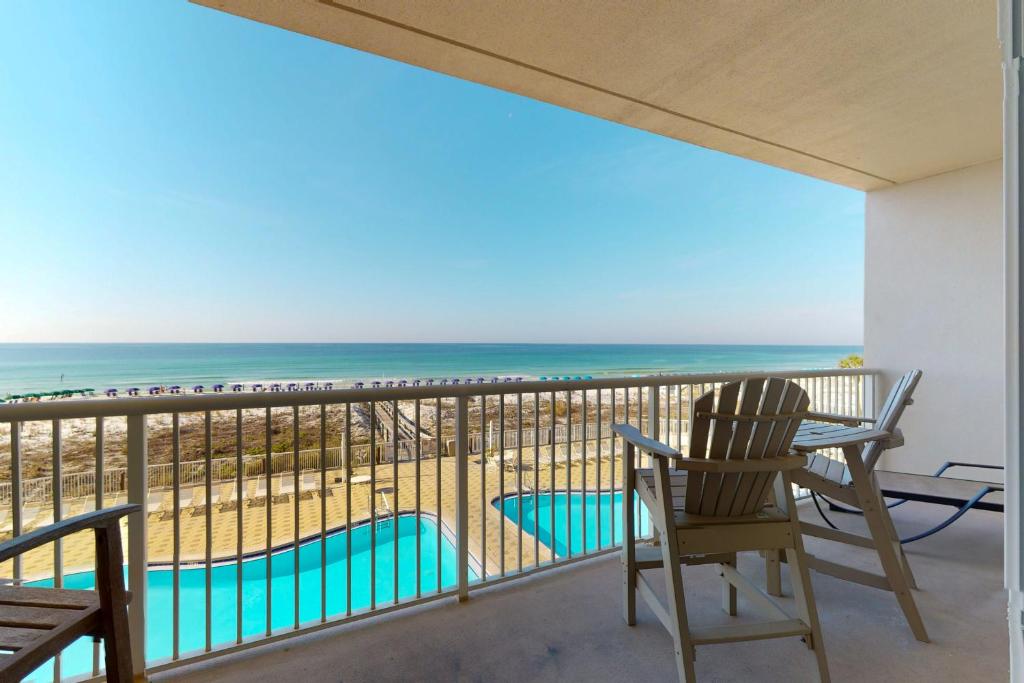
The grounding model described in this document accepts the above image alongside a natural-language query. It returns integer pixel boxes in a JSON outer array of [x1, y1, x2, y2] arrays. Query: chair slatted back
[[862, 369, 922, 472], [684, 377, 810, 517]]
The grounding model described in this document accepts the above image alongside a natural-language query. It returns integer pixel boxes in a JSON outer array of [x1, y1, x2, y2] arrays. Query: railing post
[[455, 395, 469, 602], [126, 414, 148, 675], [864, 372, 878, 418], [646, 385, 660, 440]]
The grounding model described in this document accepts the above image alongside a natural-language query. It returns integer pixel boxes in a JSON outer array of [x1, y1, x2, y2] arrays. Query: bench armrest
[[0, 505, 140, 563], [807, 412, 876, 426]]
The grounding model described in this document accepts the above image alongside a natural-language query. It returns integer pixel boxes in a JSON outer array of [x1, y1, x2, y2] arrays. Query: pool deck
[[2, 441, 619, 581]]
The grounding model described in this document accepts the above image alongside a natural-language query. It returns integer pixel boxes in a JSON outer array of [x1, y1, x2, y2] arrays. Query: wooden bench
[[0, 505, 139, 683]]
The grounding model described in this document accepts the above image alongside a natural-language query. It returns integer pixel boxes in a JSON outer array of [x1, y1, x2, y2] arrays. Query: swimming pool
[[494, 490, 650, 557], [26, 514, 470, 681]]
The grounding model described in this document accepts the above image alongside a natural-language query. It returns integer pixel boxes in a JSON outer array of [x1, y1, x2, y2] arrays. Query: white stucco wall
[[865, 159, 1003, 475]]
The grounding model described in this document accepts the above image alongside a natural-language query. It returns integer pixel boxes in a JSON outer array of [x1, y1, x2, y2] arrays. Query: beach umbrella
[[324, 382, 334, 390], [412, 379, 421, 386], [148, 387, 160, 395], [231, 384, 243, 392], [515, 377, 523, 382]]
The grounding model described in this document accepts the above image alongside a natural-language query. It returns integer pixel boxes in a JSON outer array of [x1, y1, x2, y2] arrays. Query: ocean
[[0, 343, 863, 396]]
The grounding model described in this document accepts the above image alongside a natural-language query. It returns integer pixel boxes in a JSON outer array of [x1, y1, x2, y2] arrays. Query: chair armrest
[[611, 423, 680, 458], [807, 412, 876, 426], [672, 454, 807, 473], [0, 505, 140, 563]]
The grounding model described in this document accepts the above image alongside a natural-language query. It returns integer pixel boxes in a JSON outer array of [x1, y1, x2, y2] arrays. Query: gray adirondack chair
[[767, 369, 928, 642], [615, 377, 829, 683]]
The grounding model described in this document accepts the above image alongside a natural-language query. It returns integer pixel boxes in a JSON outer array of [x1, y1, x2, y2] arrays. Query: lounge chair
[[249, 476, 268, 506], [769, 369, 928, 643], [179, 486, 197, 509], [19, 506, 39, 530], [615, 377, 830, 683], [277, 475, 295, 501], [0, 505, 138, 682], [301, 472, 323, 496], [146, 490, 164, 515], [816, 461, 1003, 543]]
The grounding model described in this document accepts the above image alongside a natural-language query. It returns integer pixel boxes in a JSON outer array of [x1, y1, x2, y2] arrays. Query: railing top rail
[[0, 367, 878, 421]]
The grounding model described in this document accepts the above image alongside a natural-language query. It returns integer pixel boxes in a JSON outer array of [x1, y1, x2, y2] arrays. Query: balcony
[[0, 369, 916, 680]]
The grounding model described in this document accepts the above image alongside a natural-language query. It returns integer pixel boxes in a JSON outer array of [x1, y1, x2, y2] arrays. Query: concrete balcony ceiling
[[192, 0, 1000, 191]]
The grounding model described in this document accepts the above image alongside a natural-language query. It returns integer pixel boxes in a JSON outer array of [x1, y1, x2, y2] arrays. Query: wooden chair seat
[[0, 586, 102, 665], [636, 470, 790, 527]]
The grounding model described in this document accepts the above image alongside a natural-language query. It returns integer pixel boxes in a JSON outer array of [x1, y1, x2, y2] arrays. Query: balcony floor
[[159, 499, 1006, 682]]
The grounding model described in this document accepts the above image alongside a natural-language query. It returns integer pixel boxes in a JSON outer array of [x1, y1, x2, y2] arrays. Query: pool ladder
[[376, 490, 393, 529]]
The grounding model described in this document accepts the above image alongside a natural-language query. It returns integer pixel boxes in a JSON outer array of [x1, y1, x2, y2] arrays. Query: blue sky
[[0, 2, 864, 345]]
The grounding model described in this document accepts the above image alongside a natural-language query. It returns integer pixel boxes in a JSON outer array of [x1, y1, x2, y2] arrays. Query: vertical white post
[[10, 422, 22, 583], [1002, 0, 1024, 675], [126, 415, 148, 675], [863, 372, 878, 419], [646, 386, 660, 441], [455, 395, 470, 602]]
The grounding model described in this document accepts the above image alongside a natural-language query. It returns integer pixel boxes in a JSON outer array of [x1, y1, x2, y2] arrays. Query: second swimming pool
[[493, 490, 650, 557]]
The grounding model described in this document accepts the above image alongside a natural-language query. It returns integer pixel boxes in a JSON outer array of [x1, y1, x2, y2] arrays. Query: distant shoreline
[[0, 342, 863, 397]]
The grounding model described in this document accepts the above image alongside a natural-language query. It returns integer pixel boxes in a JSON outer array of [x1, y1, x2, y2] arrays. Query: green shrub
[[839, 354, 864, 369]]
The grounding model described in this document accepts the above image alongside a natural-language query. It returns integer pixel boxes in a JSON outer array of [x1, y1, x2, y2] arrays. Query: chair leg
[[782, 475, 830, 683], [785, 544, 831, 683], [622, 482, 637, 626], [95, 524, 134, 683], [721, 554, 737, 616], [622, 553, 637, 626], [764, 477, 787, 596], [877, 495, 919, 589], [764, 549, 783, 597], [660, 535, 696, 683], [850, 470, 929, 642]]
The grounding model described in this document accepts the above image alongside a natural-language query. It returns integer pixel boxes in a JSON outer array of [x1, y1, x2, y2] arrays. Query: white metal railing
[[0, 368, 876, 680], [0, 423, 631, 507]]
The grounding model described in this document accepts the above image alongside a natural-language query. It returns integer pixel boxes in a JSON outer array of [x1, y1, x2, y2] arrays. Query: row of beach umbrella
[[12, 375, 599, 401]]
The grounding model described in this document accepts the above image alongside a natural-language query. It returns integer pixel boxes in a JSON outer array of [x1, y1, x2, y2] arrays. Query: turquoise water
[[0, 343, 862, 395], [25, 515, 469, 681], [495, 490, 651, 557]]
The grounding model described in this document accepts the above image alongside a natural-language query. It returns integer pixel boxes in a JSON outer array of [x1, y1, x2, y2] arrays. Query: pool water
[[495, 490, 650, 557], [26, 515, 468, 681]]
